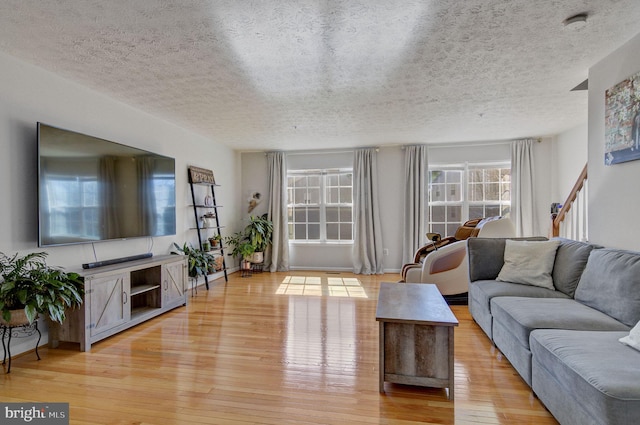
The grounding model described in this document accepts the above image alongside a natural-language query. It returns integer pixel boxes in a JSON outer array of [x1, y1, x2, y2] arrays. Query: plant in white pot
[[245, 214, 273, 264], [0, 252, 84, 326], [223, 231, 256, 270]]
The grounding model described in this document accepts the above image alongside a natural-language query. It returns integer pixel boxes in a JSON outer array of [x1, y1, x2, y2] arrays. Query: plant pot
[[251, 252, 264, 264], [202, 217, 216, 228], [241, 260, 252, 270], [0, 309, 32, 327]]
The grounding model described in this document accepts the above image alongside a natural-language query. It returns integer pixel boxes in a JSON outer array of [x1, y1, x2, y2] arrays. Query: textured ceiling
[[1, 1, 639, 151]]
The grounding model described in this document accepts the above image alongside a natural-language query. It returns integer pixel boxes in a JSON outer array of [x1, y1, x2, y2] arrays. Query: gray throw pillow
[[497, 239, 560, 290], [552, 238, 598, 297]]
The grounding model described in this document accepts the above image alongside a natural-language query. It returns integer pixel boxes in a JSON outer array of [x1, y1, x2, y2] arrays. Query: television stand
[[50, 255, 187, 352]]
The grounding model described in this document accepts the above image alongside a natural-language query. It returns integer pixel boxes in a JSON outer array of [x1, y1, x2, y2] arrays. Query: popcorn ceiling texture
[[0, 0, 639, 151]]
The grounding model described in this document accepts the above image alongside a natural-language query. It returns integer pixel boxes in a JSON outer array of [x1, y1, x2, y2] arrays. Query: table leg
[[35, 321, 42, 361], [379, 321, 385, 393], [6, 327, 12, 373], [448, 326, 454, 400], [1, 326, 6, 366]]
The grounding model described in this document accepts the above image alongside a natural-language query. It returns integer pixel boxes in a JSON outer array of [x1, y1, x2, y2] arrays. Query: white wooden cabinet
[[50, 255, 187, 352], [89, 272, 130, 337], [162, 259, 187, 309]]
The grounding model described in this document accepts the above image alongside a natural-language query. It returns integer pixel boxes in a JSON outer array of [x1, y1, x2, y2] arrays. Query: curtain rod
[[265, 147, 379, 156], [425, 138, 541, 149]]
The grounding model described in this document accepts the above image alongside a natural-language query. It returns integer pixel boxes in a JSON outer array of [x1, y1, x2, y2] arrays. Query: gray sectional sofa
[[467, 237, 640, 425]]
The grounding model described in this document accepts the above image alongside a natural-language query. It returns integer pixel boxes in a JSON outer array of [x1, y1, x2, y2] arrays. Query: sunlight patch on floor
[[276, 275, 368, 298]]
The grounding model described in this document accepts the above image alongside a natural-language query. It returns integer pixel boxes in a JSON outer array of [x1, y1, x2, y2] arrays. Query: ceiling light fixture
[[563, 13, 588, 28]]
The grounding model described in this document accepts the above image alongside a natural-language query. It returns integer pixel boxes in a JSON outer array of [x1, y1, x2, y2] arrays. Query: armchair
[[401, 217, 515, 302]]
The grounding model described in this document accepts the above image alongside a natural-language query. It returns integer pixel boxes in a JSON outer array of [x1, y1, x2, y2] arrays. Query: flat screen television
[[38, 123, 176, 247]]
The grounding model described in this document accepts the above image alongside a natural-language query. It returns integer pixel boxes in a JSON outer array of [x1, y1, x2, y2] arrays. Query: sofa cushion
[[467, 237, 548, 282], [575, 248, 640, 327], [551, 238, 598, 297], [531, 329, 640, 425], [468, 280, 568, 340], [497, 239, 560, 289], [471, 280, 569, 317], [491, 297, 629, 350]]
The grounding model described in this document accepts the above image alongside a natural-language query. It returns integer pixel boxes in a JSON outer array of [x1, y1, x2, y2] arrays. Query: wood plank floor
[[1, 271, 558, 425]]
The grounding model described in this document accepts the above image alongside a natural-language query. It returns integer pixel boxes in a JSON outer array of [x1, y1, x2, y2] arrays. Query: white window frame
[[428, 161, 511, 236], [287, 168, 353, 244]]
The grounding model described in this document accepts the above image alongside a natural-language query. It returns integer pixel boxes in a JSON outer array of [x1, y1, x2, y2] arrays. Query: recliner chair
[[401, 216, 515, 302]]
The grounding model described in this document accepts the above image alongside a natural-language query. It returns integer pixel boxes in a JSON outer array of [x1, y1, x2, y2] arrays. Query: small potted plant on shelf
[[209, 234, 221, 248], [171, 243, 214, 279], [0, 251, 84, 326], [244, 214, 273, 264]]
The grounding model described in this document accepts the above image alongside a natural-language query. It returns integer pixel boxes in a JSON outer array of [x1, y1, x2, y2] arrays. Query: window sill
[[289, 240, 354, 246]]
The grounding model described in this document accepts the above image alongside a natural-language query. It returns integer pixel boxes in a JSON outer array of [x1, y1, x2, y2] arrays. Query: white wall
[[588, 31, 640, 249], [0, 51, 240, 355], [551, 123, 588, 203]]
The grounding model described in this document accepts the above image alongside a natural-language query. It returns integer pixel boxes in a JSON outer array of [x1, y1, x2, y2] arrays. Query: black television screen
[[38, 123, 176, 247]]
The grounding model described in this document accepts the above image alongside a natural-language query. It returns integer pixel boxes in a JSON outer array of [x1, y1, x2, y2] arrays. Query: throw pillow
[[619, 320, 640, 352], [496, 239, 560, 290]]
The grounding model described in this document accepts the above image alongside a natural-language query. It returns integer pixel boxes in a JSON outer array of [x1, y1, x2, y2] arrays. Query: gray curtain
[[265, 151, 289, 272], [402, 145, 428, 264], [511, 139, 536, 236], [352, 148, 384, 274], [99, 157, 120, 239], [137, 156, 156, 236]]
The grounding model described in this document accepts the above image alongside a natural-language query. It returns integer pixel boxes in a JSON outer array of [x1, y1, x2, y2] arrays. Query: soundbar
[[82, 252, 153, 269]]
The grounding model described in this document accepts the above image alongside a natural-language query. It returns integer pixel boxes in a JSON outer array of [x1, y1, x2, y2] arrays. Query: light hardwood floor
[[1, 271, 558, 425]]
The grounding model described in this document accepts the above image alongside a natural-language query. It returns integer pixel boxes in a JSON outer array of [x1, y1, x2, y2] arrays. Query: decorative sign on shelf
[[188, 166, 215, 184]]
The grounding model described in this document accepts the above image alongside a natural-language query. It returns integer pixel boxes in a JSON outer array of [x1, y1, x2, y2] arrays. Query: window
[[45, 176, 100, 239], [287, 169, 353, 242], [428, 163, 510, 236], [151, 174, 176, 236]]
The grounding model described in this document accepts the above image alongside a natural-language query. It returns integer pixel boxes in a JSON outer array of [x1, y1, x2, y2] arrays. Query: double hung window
[[287, 169, 353, 242], [428, 163, 511, 236], [45, 176, 100, 239]]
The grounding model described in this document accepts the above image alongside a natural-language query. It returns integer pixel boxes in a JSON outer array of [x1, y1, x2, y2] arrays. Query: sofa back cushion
[[497, 239, 560, 289], [552, 238, 599, 297], [468, 237, 547, 282], [575, 248, 640, 327]]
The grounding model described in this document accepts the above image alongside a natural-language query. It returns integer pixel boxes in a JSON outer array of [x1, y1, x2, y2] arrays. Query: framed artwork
[[605, 70, 640, 165]]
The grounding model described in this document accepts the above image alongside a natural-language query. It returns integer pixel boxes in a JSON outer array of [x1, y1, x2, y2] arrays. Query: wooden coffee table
[[375, 283, 458, 399]]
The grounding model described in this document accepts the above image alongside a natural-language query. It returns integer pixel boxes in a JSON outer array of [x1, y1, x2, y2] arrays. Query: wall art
[[605, 70, 640, 165]]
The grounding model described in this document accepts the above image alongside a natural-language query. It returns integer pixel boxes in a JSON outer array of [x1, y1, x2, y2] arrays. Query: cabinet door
[[88, 273, 130, 336], [163, 260, 187, 306]]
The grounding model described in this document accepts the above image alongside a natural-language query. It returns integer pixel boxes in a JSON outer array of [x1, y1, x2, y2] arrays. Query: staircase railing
[[552, 164, 588, 240]]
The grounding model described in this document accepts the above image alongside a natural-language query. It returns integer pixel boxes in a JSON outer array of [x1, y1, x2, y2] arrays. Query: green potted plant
[[172, 243, 214, 278], [223, 231, 256, 269], [245, 214, 273, 263], [0, 252, 84, 326], [208, 234, 222, 248]]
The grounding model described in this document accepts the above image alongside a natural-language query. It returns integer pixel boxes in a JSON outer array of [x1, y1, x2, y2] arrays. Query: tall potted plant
[[0, 252, 84, 326], [245, 214, 273, 263]]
